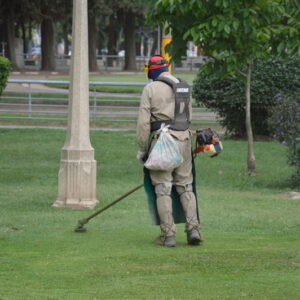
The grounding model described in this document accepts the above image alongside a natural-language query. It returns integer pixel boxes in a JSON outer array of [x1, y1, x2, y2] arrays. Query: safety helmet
[[144, 55, 169, 72]]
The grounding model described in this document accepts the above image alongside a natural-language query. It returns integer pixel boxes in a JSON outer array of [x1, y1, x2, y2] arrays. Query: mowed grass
[[0, 129, 299, 300], [48, 71, 198, 93]]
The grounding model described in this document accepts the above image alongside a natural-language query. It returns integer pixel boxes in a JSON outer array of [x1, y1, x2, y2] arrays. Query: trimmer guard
[[143, 157, 200, 225]]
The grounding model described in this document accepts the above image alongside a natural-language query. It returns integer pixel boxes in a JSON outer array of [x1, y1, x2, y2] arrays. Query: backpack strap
[[155, 76, 176, 89]]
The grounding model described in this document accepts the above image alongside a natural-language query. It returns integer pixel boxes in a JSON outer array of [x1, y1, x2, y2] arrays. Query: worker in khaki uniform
[[136, 55, 203, 247]]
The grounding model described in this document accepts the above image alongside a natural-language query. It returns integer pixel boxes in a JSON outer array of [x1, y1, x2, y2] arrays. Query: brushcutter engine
[[193, 128, 223, 158]]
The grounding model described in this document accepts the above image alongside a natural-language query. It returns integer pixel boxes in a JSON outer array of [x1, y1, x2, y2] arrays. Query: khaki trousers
[[150, 137, 199, 236]]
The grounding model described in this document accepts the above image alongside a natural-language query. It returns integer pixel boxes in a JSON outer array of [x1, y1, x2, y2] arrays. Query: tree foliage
[[151, 0, 300, 174], [153, 0, 300, 68]]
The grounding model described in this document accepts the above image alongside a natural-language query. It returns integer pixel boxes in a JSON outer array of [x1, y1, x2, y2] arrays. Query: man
[[136, 55, 203, 247]]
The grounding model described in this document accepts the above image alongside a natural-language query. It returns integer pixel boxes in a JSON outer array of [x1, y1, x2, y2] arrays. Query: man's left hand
[[136, 151, 146, 164]]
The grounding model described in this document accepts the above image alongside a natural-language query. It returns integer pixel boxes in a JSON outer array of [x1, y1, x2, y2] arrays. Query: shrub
[[192, 56, 300, 137], [268, 94, 300, 187], [0, 56, 11, 96]]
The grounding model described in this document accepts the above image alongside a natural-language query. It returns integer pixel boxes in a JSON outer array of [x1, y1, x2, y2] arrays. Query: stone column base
[[53, 152, 98, 209], [52, 198, 98, 209]]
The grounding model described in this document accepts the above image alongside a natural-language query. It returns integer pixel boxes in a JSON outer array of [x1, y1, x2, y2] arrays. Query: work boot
[[154, 234, 176, 247], [187, 228, 203, 245], [164, 235, 176, 247]]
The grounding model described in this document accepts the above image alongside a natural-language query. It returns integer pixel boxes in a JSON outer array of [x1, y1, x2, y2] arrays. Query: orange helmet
[[144, 55, 169, 72]]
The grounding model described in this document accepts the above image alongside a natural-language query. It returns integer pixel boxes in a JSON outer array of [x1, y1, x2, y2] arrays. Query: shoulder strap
[[155, 76, 177, 90]]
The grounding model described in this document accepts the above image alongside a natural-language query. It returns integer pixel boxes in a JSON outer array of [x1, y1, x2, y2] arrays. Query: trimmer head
[[74, 219, 88, 233], [74, 225, 87, 233]]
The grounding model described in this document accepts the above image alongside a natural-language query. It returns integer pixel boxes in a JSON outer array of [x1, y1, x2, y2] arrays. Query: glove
[[136, 151, 146, 164]]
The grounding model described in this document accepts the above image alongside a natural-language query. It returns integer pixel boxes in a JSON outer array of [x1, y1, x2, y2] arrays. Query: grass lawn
[[90, 71, 198, 83], [48, 71, 198, 93], [0, 129, 299, 299]]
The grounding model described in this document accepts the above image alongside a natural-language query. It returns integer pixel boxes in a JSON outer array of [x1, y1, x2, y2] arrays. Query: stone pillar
[[53, 0, 98, 209]]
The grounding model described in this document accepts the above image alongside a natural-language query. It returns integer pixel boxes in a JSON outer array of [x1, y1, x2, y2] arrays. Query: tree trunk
[[21, 23, 27, 53], [245, 63, 256, 175], [136, 35, 142, 56], [0, 21, 4, 44], [41, 18, 56, 70], [4, 2, 18, 69], [63, 23, 70, 55], [124, 11, 136, 71], [144, 36, 149, 57], [97, 29, 105, 54], [28, 21, 32, 42], [88, 12, 98, 72], [107, 14, 118, 67], [28, 21, 32, 55]]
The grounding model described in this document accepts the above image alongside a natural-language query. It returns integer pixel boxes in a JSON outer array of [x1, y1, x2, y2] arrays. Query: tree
[[0, 0, 18, 69], [0, 0, 70, 70], [116, 0, 154, 70], [123, 9, 137, 70], [56, 1, 72, 56], [15, 0, 40, 56], [88, 0, 112, 72], [31, 0, 72, 71], [88, 0, 100, 72], [152, 0, 300, 175], [105, 13, 118, 67]]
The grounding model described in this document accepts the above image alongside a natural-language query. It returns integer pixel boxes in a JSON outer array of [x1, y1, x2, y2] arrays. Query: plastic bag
[[144, 125, 183, 171]]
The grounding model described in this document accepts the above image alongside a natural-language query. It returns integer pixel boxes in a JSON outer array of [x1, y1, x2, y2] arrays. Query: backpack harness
[[150, 76, 191, 132]]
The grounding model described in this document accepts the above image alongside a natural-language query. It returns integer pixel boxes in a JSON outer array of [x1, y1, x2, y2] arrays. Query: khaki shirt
[[136, 72, 192, 152]]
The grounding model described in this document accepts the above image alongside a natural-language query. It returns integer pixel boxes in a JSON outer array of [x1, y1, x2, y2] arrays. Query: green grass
[[1, 92, 68, 99], [47, 71, 198, 93], [0, 129, 299, 299], [90, 71, 198, 83]]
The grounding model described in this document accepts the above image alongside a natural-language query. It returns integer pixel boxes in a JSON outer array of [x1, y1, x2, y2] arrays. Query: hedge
[[0, 56, 11, 96], [192, 56, 300, 137], [268, 93, 300, 187]]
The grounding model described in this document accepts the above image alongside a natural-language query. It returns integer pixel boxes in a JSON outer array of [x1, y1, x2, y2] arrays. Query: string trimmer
[[74, 183, 143, 232]]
